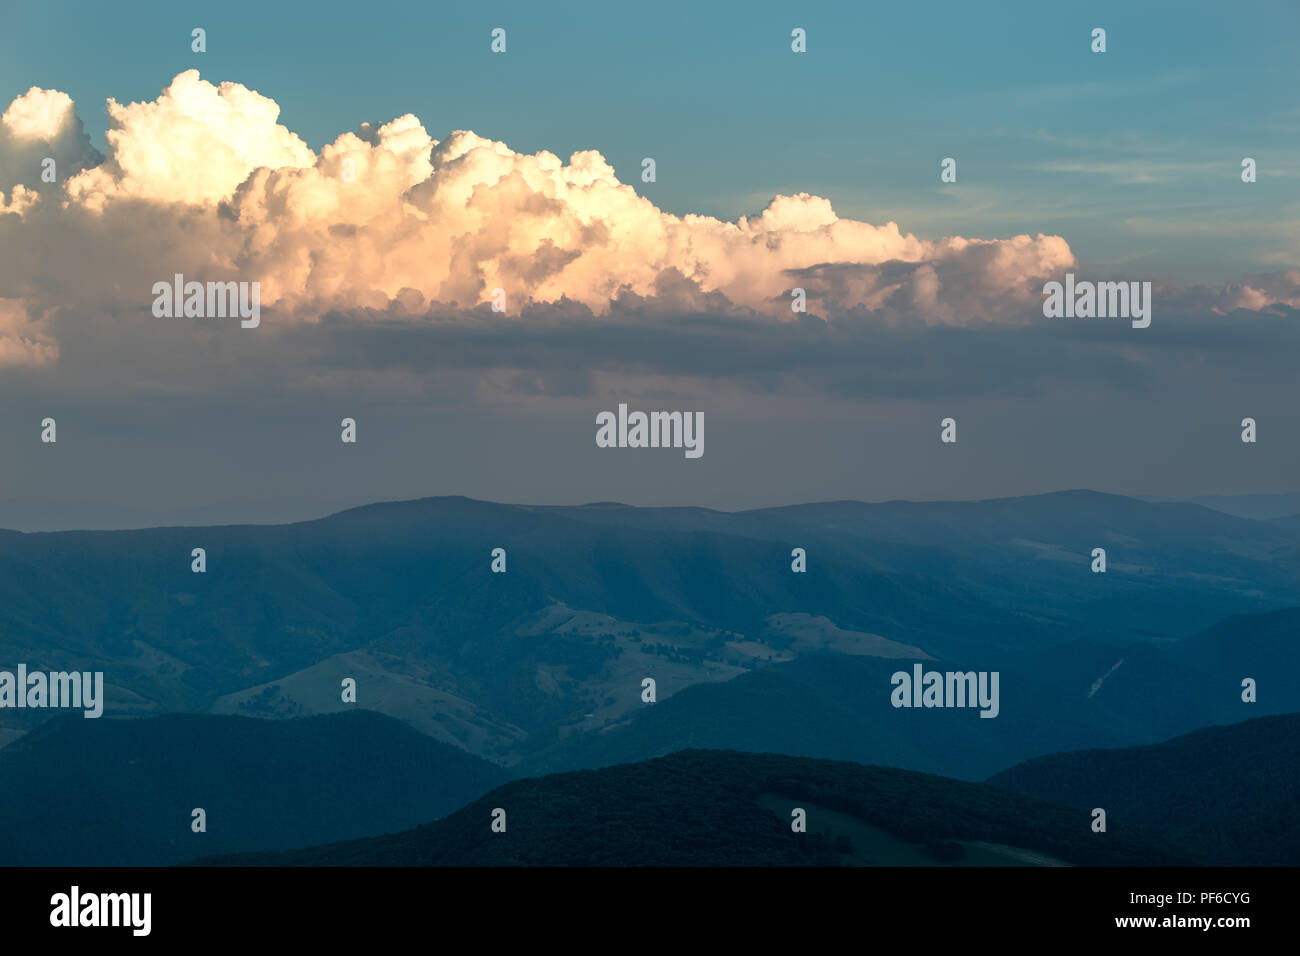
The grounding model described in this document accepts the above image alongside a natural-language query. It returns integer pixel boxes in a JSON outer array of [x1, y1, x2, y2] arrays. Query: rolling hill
[[197, 749, 1191, 867], [988, 712, 1300, 866]]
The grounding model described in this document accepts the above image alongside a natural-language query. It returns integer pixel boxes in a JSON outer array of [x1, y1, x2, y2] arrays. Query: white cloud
[[0, 86, 101, 191], [0, 72, 1080, 332], [65, 69, 315, 209]]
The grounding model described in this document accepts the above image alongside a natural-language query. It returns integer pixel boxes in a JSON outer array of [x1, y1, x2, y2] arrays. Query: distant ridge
[[9, 487, 1285, 535]]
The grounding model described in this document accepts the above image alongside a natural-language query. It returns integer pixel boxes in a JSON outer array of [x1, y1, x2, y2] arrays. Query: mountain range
[[2, 490, 1295, 775], [1, 489, 1296, 865]]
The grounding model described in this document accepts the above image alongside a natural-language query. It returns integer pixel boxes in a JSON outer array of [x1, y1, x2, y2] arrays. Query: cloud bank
[[2, 69, 1296, 383], [0, 71, 1084, 356]]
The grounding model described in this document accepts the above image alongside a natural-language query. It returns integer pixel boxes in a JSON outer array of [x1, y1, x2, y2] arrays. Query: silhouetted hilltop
[[201, 749, 1190, 867], [990, 712, 1300, 865]]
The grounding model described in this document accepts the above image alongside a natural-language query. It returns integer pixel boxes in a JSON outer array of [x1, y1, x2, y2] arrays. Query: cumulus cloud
[[0, 70, 1081, 352], [3, 69, 1296, 378], [64, 70, 314, 209], [0, 86, 102, 191], [224, 125, 1077, 321]]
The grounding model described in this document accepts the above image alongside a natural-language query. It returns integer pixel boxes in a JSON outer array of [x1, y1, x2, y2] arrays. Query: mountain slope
[[551, 490, 1300, 642], [520, 653, 1132, 781], [988, 712, 1300, 865], [1078, 607, 1300, 741], [521, 603, 1300, 782]]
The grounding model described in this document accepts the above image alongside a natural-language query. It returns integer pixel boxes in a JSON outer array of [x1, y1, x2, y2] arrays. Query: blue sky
[[4, 0, 1296, 283], [1, 1, 1298, 526]]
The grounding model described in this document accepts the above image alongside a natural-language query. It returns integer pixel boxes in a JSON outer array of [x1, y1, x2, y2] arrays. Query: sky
[[5, 0, 1298, 281], [0, 0, 1297, 529]]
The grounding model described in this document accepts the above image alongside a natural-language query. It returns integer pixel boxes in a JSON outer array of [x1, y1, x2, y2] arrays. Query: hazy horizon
[[5, 486, 1300, 534]]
